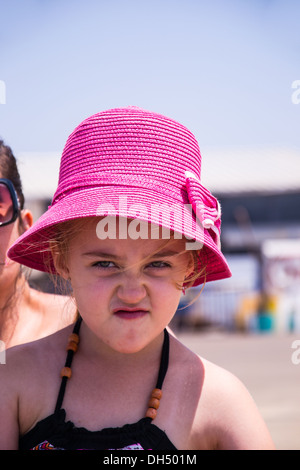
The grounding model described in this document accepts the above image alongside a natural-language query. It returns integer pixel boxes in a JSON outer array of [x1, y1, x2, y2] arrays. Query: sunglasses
[[0, 178, 21, 227]]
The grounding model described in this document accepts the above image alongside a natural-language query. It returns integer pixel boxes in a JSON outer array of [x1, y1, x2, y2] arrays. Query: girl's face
[[58, 218, 194, 354]]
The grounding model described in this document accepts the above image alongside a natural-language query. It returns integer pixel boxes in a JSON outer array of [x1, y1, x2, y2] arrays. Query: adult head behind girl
[[2, 107, 275, 450], [0, 141, 75, 348]]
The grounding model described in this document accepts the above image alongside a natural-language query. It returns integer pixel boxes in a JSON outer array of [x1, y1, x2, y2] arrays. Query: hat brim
[[8, 185, 231, 287]]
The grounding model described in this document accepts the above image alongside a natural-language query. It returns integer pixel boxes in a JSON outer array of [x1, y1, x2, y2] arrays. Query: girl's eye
[[93, 261, 117, 269], [147, 261, 171, 269]]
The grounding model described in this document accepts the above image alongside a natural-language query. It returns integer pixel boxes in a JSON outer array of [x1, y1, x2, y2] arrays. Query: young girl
[[1, 107, 275, 450], [0, 141, 75, 348]]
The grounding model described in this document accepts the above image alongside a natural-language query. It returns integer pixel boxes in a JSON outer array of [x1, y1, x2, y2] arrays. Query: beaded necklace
[[56, 316, 169, 422]]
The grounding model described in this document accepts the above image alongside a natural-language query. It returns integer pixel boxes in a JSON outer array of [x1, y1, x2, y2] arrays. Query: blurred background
[[1, 0, 300, 449]]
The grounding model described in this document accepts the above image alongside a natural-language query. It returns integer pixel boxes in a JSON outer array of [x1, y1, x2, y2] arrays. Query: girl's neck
[[78, 320, 165, 371]]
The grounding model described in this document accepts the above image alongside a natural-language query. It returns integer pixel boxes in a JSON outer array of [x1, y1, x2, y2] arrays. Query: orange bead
[[68, 333, 79, 345], [151, 388, 162, 400], [66, 341, 78, 353], [145, 407, 157, 420], [60, 366, 72, 379], [148, 397, 160, 410]]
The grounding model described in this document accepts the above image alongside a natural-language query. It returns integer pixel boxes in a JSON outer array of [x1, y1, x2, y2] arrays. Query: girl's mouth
[[113, 308, 149, 320]]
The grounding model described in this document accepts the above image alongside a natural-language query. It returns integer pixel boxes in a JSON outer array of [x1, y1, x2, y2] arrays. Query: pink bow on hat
[[185, 171, 221, 249]]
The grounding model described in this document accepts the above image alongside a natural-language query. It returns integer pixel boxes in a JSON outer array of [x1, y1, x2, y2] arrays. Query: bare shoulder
[[168, 334, 205, 382], [0, 324, 73, 447], [2, 325, 71, 394], [0, 339, 48, 449], [167, 336, 274, 450], [194, 357, 276, 450], [30, 288, 77, 332]]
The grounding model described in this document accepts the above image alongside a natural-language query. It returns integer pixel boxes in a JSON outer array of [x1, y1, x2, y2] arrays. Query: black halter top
[[19, 319, 176, 450]]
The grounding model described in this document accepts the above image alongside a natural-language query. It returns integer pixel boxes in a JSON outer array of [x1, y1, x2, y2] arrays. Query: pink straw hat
[[8, 107, 231, 286]]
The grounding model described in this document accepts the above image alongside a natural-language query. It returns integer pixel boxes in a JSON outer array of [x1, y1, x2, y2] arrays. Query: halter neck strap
[[54, 317, 169, 414]]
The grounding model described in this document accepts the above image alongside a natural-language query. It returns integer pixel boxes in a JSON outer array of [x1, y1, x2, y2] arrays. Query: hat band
[[51, 173, 221, 247], [51, 174, 181, 206]]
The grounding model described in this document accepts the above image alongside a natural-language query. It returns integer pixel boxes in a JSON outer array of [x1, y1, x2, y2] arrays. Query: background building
[[175, 147, 300, 333]]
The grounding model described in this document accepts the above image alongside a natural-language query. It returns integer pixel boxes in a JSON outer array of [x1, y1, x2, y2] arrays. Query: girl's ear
[[186, 251, 196, 278], [50, 242, 70, 280], [182, 250, 199, 290]]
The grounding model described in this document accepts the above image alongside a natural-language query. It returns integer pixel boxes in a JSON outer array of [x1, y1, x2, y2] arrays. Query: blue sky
[[1, 0, 300, 155]]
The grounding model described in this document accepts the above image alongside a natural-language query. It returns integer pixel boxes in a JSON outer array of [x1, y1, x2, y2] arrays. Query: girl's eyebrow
[[81, 250, 181, 259], [151, 250, 181, 258], [82, 251, 119, 259]]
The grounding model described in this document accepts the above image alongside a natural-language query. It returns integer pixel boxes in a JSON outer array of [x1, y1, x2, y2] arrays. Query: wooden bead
[[68, 333, 79, 345], [60, 366, 72, 379], [148, 397, 160, 410], [66, 341, 78, 352], [145, 407, 157, 420], [151, 388, 162, 400]]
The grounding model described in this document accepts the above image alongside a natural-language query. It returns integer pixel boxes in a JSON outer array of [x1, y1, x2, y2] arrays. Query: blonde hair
[[49, 217, 206, 295]]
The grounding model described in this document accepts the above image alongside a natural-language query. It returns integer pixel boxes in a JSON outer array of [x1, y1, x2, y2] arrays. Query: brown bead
[[68, 333, 79, 345], [148, 397, 160, 410], [60, 366, 72, 379], [66, 341, 78, 353], [151, 388, 162, 400], [145, 407, 157, 420]]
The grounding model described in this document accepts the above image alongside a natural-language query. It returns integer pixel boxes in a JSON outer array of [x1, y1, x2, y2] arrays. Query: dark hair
[[0, 140, 25, 210]]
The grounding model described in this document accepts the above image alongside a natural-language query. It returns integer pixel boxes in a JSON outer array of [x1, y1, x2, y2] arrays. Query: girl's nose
[[116, 273, 147, 304]]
